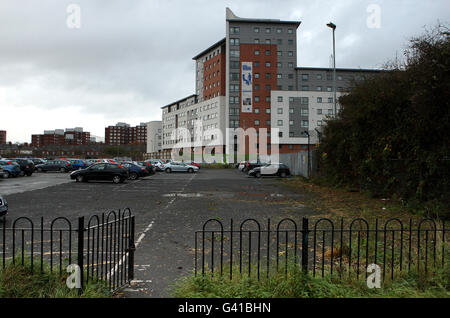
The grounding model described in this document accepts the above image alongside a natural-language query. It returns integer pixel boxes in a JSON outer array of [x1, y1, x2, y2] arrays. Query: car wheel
[[188, 168, 194, 173], [280, 172, 287, 178], [165, 168, 172, 173], [255, 171, 261, 178], [37, 167, 43, 172], [76, 175, 84, 183], [112, 175, 121, 184], [129, 172, 138, 180], [60, 167, 65, 173], [19, 171, 25, 177]]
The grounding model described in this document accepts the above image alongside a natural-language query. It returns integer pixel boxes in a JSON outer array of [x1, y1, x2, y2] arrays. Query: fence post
[[77, 216, 85, 292], [128, 216, 136, 282], [301, 218, 309, 273]]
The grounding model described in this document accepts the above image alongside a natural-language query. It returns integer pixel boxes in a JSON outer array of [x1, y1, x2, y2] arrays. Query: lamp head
[[326, 22, 336, 29]]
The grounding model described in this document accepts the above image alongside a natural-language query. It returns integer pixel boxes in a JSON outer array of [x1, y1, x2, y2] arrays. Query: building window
[[277, 39, 283, 45], [265, 39, 271, 44], [254, 61, 260, 67], [266, 108, 271, 114], [301, 97, 309, 105], [277, 96, 283, 102], [277, 120, 283, 126], [265, 62, 271, 67], [288, 51, 294, 57], [328, 109, 334, 115], [231, 73, 239, 80], [265, 50, 271, 56], [266, 73, 271, 79], [255, 96, 260, 102], [255, 73, 260, 79], [277, 62, 282, 68], [277, 108, 283, 114], [301, 120, 309, 128], [301, 109, 309, 116], [277, 73, 282, 79], [254, 50, 260, 56], [317, 97, 323, 103], [317, 120, 323, 126], [328, 97, 333, 103], [230, 50, 240, 58], [254, 120, 260, 126], [288, 28, 293, 34], [289, 108, 294, 114], [338, 75, 343, 80], [277, 51, 282, 56], [276, 28, 282, 34], [230, 27, 240, 34], [288, 62, 294, 68], [254, 108, 260, 113], [302, 74, 309, 81], [288, 74, 294, 79], [302, 85, 309, 91], [327, 86, 332, 92], [266, 96, 271, 102], [288, 39, 293, 45], [230, 38, 240, 46], [255, 84, 260, 90], [317, 86, 322, 91], [289, 120, 294, 126], [317, 109, 322, 115], [230, 61, 239, 69], [254, 27, 260, 33], [254, 38, 260, 44], [265, 28, 271, 33], [265, 85, 271, 91]]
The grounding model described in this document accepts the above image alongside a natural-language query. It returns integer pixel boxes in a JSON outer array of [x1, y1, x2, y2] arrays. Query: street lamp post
[[304, 130, 311, 178], [327, 22, 337, 117]]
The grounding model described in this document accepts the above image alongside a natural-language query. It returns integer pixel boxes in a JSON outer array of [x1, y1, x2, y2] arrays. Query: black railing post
[[77, 216, 85, 292], [128, 216, 136, 282], [301, 218, 309, 273]]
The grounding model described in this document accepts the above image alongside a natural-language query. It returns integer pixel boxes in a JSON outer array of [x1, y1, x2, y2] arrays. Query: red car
[[185, 161, 200, 169]]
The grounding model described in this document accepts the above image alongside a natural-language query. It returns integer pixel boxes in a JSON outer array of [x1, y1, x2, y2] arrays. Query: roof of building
[[192, 38, 226, 60], [161, 94, 198, 109], [295, 66, 383, 73], [226, 8, 301, 27]]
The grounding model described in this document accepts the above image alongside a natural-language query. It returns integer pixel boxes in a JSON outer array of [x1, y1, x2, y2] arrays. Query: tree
[[318, 25, 450, 217]]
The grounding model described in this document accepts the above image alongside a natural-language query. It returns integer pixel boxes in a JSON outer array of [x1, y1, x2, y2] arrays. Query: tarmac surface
[[1, 168, 317, 297]]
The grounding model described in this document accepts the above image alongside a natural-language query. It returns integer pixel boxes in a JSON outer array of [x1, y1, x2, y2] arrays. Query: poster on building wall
[[241, 62, 253, 113]]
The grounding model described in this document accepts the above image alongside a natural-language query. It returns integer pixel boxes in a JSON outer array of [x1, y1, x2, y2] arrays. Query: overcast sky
[[1, 0, 449, 143]]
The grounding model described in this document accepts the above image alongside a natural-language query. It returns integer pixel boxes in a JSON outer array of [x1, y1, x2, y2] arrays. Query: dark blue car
[[121, 162, 150, 180], [69, 159, 88, 170], [0, 160, 21, 178]]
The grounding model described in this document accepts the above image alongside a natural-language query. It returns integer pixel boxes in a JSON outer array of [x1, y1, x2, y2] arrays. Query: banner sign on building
[[241, 62, 253, 113]]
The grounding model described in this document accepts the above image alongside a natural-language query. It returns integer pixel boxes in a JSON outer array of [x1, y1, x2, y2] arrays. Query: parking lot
[[0, 168, 317, 297]]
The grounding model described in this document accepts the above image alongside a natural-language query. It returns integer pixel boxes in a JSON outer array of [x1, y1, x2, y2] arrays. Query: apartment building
[[31, 128, 90, 147], [105, 122, 147, 145], [0, 130, 6, 145], [146, 121, 163, 155], [161, 8, 381, 157]]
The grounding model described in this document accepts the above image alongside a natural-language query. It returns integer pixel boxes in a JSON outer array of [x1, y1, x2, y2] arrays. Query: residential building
[[0, 130, 6, 145], [160, 8, 382, 158], [146, 121, 162, 155], [31, 128, 91, 147], [105, 122, 147, 145]]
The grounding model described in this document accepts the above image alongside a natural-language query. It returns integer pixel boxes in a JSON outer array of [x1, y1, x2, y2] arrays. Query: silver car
[[163, 162, 199, 173], [0, 195, 8, 218]]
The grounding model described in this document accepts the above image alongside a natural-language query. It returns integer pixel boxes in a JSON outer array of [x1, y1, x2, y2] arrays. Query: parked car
[[35, 160, 72, 172], [0, 195, 7, 218], [238, 161, 247, 171], [243, 160, 265, 173], [70, 163, 129, 184], [163, 162, 199, 173], [146, 159, 165, 171], [121, 162, 151, 180], [184, 161, 201, 169], [0, 160, 21, 178], [11, 158, 35, 176], [29, 158, 46, 169], [136, 161, 155, 174], [248, 163, 291, 178], [69, 159, 88, 170]]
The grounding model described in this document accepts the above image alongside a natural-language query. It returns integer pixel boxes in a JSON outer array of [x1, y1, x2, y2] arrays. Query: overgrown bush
[[318, 25, 450, 218]]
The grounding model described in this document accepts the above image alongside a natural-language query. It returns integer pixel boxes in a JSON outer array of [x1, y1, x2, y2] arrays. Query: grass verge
[[0, 259, 111, 298], [282, 176, 430, 221], [172, 264, 450, 298]]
